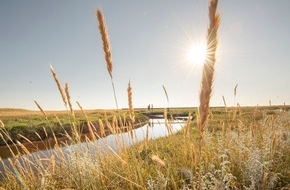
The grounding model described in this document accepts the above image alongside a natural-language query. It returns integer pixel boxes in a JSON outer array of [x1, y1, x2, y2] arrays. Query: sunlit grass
[[1, 0, 290, 189], [1, 106, 289, 189]]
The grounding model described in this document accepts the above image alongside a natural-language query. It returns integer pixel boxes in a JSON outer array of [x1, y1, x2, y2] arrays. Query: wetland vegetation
[[0, 0, 290, 189]]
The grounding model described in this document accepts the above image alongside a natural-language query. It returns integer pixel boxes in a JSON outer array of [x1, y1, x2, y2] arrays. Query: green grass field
[[0, 106, 289, 189], [0, 108, 148, 146]]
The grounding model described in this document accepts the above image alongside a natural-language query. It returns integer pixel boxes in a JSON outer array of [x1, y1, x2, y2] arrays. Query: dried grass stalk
[[96, 9, 119, 110], [50, 65, 67, 107], [164, 108, 172, 135], [53, 114, 63, 128], [162, 85, 169, 107], [222, 95, 228, 113], [16, 141, 30, 155], [50, 155, 55, 175], [98, 119, 105, 137], [76, 101, 96, 141], [76, 101, 96, 140], [96, 9, 113, 78], [127, 80, 135, 123], [234, 83, 238, 105], [65, 83, 74, 118], [151, 155, 166, 168], [34, 100, 47, 119], [198, 0, 220, 141], [76, 101, 88, 120], [234, 84, 238, 97], [191, 143, 197, 166], [0, 119, 4, 128], [145, 124, 149, 145], [184, 118, 191, 138]]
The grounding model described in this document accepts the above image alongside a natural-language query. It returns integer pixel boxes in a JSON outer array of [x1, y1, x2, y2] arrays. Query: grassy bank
[[1, 0, 290, 189], [0, 108, 149, 146], [0, 107, 289, 189]]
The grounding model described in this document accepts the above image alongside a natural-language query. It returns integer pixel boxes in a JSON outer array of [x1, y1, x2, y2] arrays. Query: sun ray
[[186, 41, 207, 66]]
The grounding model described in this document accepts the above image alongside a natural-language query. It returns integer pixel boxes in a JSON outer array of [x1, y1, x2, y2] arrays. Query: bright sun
[[186, 42, 207, 66]]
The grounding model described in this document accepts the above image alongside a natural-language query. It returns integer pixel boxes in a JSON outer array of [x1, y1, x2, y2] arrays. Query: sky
[[0, 0, 290, 110]]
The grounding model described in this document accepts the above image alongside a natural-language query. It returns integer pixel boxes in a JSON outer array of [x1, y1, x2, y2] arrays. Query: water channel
[[0, 118, 187, 179]]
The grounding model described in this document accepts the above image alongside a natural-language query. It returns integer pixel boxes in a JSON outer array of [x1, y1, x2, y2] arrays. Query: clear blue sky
[[1, 0, 289, 110]]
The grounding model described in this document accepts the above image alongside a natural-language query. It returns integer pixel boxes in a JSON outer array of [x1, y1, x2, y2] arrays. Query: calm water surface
[[0, 118, 186, 179]]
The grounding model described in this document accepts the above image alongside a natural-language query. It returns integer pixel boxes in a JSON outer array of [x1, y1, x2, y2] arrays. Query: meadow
[[0, 108, 148, 147], [1, 0, 290, 189], [1, 106, 289, 189]]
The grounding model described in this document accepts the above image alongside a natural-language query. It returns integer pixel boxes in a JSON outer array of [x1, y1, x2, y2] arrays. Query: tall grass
[[0, 0, 290, 189], [198, 0, 219, 149], [50, 65, 67, 108], [162, 85, 169, 109], [33, 100, 47, 120], [64, 83, 75, 119], [127, 80, 135, 123], [96, 9, 119, 110]]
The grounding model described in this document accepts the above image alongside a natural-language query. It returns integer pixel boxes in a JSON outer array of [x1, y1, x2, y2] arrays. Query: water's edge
[[0, 118, 186, 180]]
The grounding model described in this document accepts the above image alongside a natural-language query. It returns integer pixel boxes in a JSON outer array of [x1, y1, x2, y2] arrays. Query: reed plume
[[98, 119, 105, 137], [64, 83, 75, 118], [198, 0, 219, 142], [127, 80, 135, 123], [50, 65, 67, 108], [76, 101, 96, 140], [96, 9, 112, 78], [96, 9, 119, 110], [76, 101, 88, 120], [162, 85, 169, 109], [34, 100, 47, 119]]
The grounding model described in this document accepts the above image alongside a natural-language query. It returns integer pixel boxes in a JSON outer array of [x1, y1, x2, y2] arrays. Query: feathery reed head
[[96, 9, 113, 78], [127, 80, 135, 123], [198, 0, 219, 138], [34, 100, 47, 119], [65, 83, 74, 118], [76, 101, 88, 119], [50, 65, 67, 107], [96, 9, 119, 109]]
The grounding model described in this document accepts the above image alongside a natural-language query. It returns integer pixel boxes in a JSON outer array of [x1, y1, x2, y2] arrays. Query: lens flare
[[186, 42, 207, 66]]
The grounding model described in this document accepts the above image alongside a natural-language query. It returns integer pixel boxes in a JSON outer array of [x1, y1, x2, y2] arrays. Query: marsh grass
[[1, 0, 290, 189], [198, 0, 219, 148], [1, 106, 289, 189], [127, 81, 135, 124], [50, 65, 67, 108], [96, 9, 119, 110]]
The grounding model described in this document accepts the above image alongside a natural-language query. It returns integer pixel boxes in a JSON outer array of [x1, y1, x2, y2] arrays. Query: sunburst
[[186, 41, 207, 66]]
